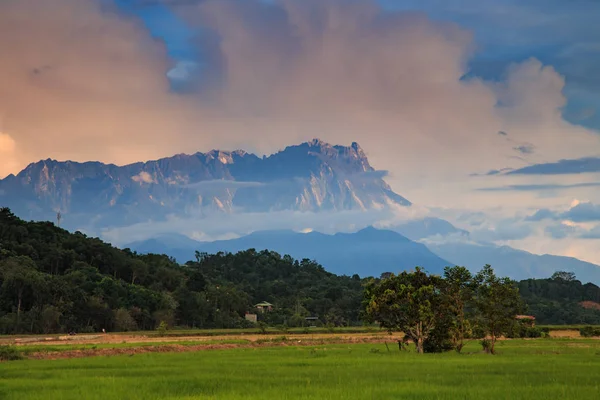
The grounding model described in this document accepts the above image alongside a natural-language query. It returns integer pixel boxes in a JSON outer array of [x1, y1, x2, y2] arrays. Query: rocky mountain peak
[[0, 139, 411, 231]]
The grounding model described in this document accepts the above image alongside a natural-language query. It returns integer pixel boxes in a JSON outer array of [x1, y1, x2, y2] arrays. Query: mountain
[[428, 242, 600, 285], [393, 217, 469, 241], [128, 227, 600, 285], [126, 227, 452, 277], [0, 139, 410, 231]]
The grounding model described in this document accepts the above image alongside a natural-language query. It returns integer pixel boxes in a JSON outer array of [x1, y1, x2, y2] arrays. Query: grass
[[1, 339, 599, 399], [13, 339, 251, 355], [538, 324, 600, 331], [3, 324, 596, 342]]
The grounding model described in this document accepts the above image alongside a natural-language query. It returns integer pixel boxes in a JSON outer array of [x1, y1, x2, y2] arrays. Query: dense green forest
[[518, 271, 600, 325], [1, 207, 599, 334]]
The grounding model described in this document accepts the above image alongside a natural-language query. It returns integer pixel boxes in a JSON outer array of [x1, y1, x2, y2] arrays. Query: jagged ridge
[[0, 139, 410, 230]]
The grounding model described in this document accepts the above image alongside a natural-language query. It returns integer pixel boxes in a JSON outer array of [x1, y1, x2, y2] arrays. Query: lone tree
[[473, 265, 523, 354], [363, 267, 444, 354]]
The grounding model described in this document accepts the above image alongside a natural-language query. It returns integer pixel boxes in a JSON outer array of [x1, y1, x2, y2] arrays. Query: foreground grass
[[1, 339, 599, 399]]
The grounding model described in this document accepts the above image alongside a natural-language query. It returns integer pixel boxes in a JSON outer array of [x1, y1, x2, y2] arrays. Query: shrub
[[257, 321, 268, 334], [113, 308, 138, 332], [506, 324, 542, 339], [480, 339, 492, 353], [0, 346, 23, 361], [326, 322, 336, 333], [523, 327, 542, 338], [580, 326, 600, 337], [156, 321, 168, 336]]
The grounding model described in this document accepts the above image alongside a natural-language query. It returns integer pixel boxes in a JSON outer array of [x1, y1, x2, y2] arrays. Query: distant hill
[[518, 273, 600, 324], [393, 217, 469, 240], [126, 227, 452, 277], [0, 207, 367, 334], [428, 242, 600, 285]]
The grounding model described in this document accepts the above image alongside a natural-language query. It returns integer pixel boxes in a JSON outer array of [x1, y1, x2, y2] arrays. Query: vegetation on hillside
[[0, 208, 363, 334], [1, 207, 600, 336], [518, 271, 600, 324]]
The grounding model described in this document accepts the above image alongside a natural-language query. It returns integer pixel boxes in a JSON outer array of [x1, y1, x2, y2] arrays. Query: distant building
[[245, 313, 257, 323], [254, 301, 274, 313]]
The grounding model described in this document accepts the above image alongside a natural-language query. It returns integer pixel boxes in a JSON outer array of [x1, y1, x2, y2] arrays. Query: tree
[[473, 265, 523, 354], [0, 256, 43, 331], [363, 267, 443, 354], [551, 271, 577, 282], [130, 260, 148, 285], [113, 308, 138, 332], [443, 266, 474, 352]]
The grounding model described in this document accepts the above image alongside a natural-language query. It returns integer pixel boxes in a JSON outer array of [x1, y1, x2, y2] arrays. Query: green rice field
[[1, 338, 599, 399]]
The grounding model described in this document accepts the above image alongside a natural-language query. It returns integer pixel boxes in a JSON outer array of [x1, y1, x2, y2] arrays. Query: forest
[[1, 207, 599, 335]]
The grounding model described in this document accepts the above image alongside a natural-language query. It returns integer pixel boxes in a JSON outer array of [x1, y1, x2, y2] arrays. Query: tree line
[[1, 207, 599, 337]]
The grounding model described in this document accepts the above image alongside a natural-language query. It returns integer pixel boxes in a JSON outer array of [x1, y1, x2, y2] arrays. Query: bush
[[156, 321, 168, 336], [524, 327, 542, 338], [580, 326, 600, 337], [423, 324, 454, 353], [326, 322, 336, 333], [257, 321, 268, 334], [113, 308, 138, 332], [0, 346, 23, 361], [506, 324, 542, 339], [480, 339, 492, 353]]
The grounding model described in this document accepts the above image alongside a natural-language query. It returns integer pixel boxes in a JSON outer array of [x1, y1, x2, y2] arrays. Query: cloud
[[562, 202, 600, 223], [0, 132, 20, 177], [580, 225, 600, 239], [2, 0, 600, 256], [100, 204, 430, 245], [131, 171, 157, 184], [479, 182, 600, 192], [469, 218, 533, 242], [182, 180, 265, 190], [525, 208, 555, 222], [507, 157, 600, 175], [0, 0, 203, 177], [513, 144, 535, 155], [525, 201, 600, 224], [545, 223, 578, 240]]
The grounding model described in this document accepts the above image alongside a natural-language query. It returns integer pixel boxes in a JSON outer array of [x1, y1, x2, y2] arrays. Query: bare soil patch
[[5, 331, 390, 347], [549, 330, 581, 338], [24, 335, 400, 360]]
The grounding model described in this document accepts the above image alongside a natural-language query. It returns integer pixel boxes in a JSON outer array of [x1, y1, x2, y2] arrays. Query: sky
[[1, 0, 600, 263]]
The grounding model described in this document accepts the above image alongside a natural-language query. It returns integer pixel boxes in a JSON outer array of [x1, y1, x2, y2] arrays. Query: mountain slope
[[126, 227, 452, 278], [0, 139, 409, 231], [393, 217, 469, 241], [428, 242, 600, 285]]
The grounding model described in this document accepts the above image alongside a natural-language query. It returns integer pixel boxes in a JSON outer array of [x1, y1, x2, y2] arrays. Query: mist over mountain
[[0, 139, 410, 233], [126, 227, 452, 278], [3, 138, 600, 284], [427, 242, 600, 285], [126, 226, 600, 285]]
